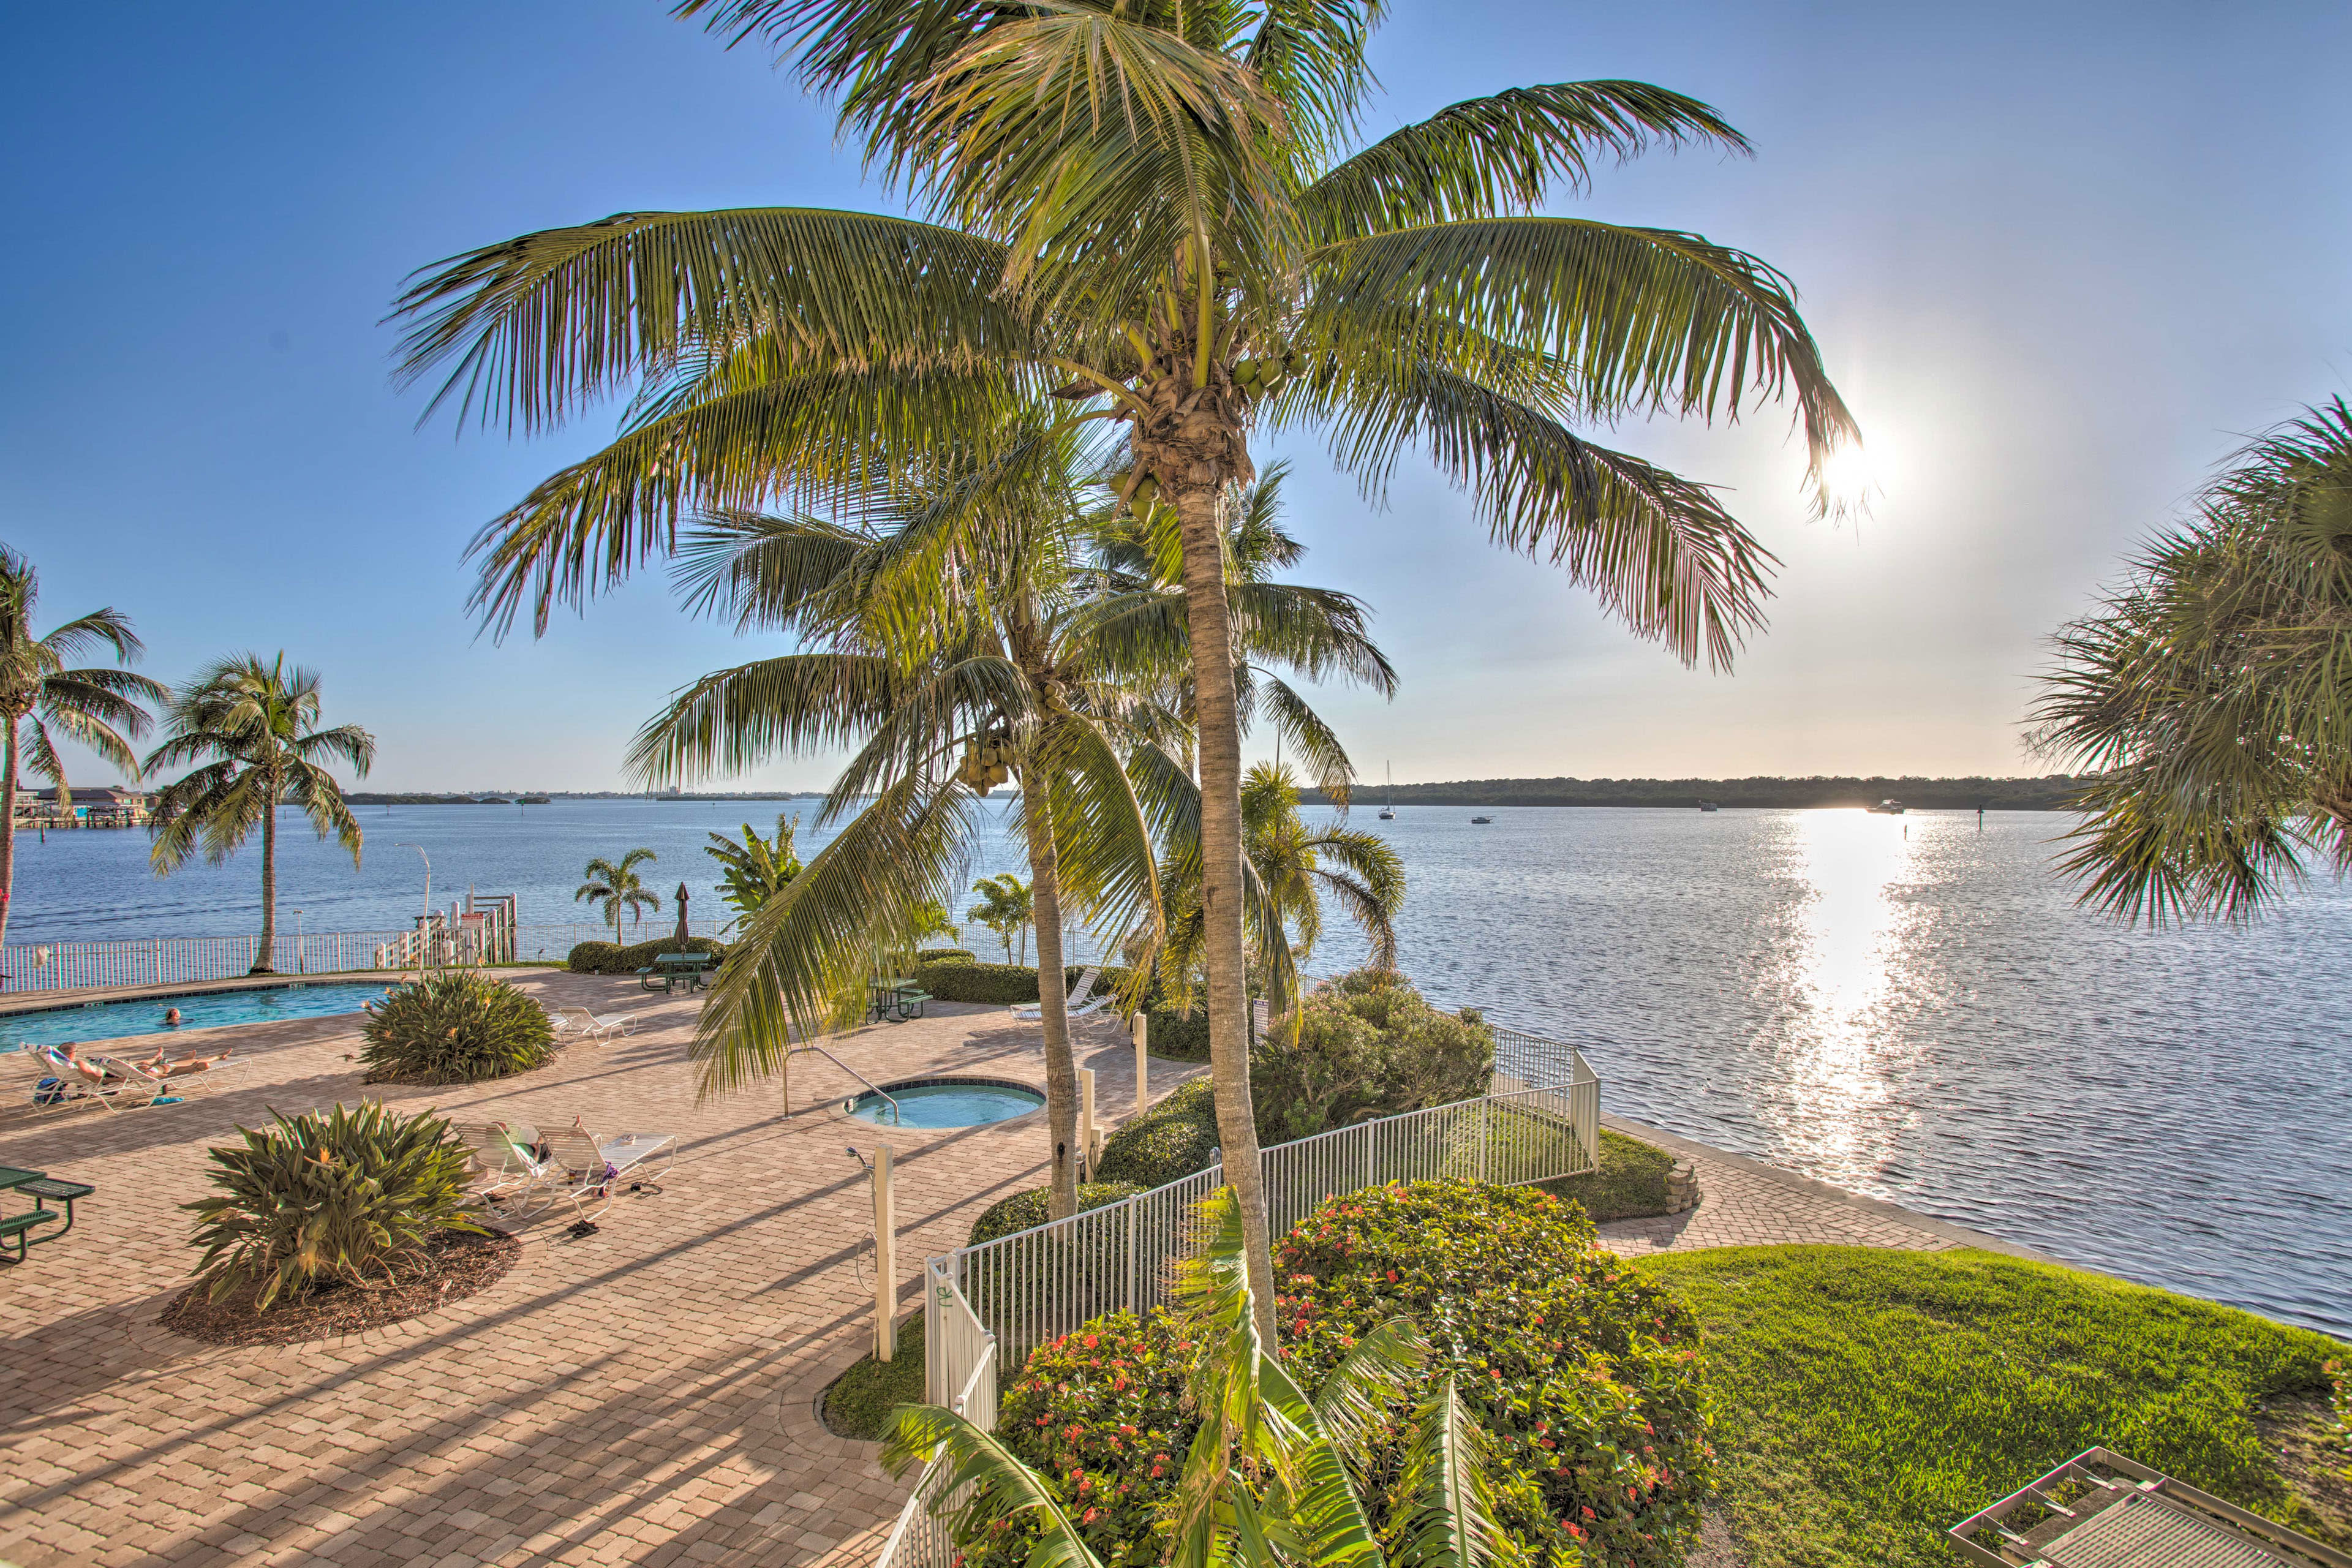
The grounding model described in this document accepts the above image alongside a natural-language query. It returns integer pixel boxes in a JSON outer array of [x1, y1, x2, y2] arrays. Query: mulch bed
[[157, 1229, 521, 1348]]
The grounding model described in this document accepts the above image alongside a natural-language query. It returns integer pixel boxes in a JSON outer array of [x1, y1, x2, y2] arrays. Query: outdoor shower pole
[[1133, 1011, 1148, 1118], [1080, 1069, 1099, 1179], [872, 1145, 897, 1361]]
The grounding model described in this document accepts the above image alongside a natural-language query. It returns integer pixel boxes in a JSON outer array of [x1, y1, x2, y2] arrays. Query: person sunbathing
[[139, 1041, 234, 1078], [51, 1043, 130, 1087]]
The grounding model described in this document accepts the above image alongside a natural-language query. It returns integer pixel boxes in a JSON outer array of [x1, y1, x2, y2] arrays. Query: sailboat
[[1378, 763, 1396, 820]]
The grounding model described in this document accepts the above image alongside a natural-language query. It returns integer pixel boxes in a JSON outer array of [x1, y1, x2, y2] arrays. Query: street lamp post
[[395, 843, 431, 971], [292, 909, 304, 974]]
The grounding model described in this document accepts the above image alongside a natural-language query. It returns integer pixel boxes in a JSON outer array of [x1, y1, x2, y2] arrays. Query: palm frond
[[1301, 80, 1747, 242], [392, 208, 1032, 432], [1308, 215, 1858, 489]]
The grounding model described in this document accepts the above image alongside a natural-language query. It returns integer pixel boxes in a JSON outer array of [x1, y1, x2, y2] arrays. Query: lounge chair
[[87, 1050, 244, 1105], [541, 1123, 677, 1221], [571, 1008, 639, 1042], [19, 1044, 153, 1112], [452, 1122, 565, 1218], [1014, 967, 1112, 1025], [10, 1044, 116, 1112]]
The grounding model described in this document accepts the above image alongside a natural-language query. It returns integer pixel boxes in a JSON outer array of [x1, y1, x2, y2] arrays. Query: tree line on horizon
[[1302, 774, 2089, 810]]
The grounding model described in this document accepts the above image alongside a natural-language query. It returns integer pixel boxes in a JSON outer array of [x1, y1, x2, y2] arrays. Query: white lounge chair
[[541, 1123, 677, 1221], [1014, 967, 1114, 1024], [88, 1050, 244, 1105], [570, 1008, 639, 1042], [453, 1122, 567, 1218], [11, 1044, 124, 1113]]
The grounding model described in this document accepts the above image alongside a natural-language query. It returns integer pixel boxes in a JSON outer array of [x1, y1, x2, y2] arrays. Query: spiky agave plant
[[185, 1102, 486, 1310], [882, 1189, 1510, 1568], [358, 969, 557, 1084]]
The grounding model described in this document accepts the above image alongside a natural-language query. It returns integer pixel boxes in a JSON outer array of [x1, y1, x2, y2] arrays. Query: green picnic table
[[639, 951, 717, 993], [0, 1165, 92, 1264]]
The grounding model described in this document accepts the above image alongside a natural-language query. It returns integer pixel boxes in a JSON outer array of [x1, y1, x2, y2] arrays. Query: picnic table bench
[[638, 951, 717, 993], [0, 1166, 92, 1264]]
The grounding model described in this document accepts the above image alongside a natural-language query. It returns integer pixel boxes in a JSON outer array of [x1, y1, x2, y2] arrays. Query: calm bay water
[[8, 801, 2347, 1336]]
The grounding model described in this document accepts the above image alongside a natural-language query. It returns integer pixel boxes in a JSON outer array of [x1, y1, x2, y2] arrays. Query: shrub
[[184, 1102, 487, 1310], [566, 934, 727, 974], [987, 1180, 1709, 1568], [1278, 1182, 1711, 1566], [989, 1309, 1200, 1567], [1094, 1079, 1222, 1189], [1252, 968, 1494, 1144], [358, 969, 557, 1084], [1139, 1005, 1209, 1061], [968, 1182, 1142, 1248], [913, 959, 1044, 1004], [917, 947, 977, 965]]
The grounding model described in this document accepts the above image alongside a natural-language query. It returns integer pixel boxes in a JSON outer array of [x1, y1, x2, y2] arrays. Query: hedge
[[1093, 1079, 1221, 1189], [985, 1180, 1712, 1568], [967, 1182, 1142, 1248], [911, 960, 1128, 1008], [566, 934, 728, 974]]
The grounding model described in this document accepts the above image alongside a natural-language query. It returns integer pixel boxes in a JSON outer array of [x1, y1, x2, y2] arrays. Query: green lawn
[[821, 1312, 925, 1441], [1539, 1126, 1679, 1221], [1636, 1245, 2348, 1566]]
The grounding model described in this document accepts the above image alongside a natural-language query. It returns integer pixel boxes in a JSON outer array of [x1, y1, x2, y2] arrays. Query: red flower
[[1084, 1334, 1099, 1349]]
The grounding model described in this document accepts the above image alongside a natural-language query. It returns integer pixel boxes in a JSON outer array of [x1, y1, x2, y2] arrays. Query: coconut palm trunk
[[253, 786, 279, 973], [1171, 479, 1278, 1338], [1017, 764, 1082, 1218], [0, 715, 20, 952]]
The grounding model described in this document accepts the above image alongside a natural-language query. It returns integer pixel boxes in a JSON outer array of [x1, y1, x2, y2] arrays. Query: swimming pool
[[0, 982, 391, 1050], [843, 1079, 1045, 1128]]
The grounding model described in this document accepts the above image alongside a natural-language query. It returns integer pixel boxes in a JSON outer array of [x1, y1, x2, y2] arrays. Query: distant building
[[12, 786, 152, 827]]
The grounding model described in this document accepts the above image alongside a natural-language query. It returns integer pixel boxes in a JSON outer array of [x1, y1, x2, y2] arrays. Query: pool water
[[0, 982, 391, 1050], [845, 1080, 1044, 1128]]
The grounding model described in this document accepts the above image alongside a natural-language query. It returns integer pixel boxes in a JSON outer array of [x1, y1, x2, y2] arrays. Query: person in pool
[[162, 1006, 182, 1027]]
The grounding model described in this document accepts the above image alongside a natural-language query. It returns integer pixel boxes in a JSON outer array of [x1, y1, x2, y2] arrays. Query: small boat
[[1469, 815, 1493, 824], [1867, 799, 1906, 815], [1698, 800, 1719, 813], [1378, 762, 1396, 820]]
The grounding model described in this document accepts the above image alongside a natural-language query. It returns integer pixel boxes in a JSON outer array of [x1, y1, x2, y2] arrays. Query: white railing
[[918, 1042, 1599, 1406], [883, 1040, 1599, 1568], [0, 917, 731, 994]]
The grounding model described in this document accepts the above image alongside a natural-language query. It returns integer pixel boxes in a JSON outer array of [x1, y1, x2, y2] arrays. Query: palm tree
[[393, 1, 1853, 1324], [1160, 761, 1403, 1028], [883, 1188, 1502, 1568], [2033, 399, 2352, 922], [0, 548, 167, 950], [628, 411, 1387, 1217], [967, 872, 1034, 963], [146, 655, 375, 974], [705, 813, 802, 926], [577, 848, 662, 941]]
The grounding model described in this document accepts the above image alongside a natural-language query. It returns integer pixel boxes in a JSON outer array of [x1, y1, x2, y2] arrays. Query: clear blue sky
[[6, 2, 2348, 791]]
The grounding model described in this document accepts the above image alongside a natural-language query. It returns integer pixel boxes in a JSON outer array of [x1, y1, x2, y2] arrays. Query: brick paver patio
[[0, 982, 2052, 1568], [0, 971, 1188, 1568]]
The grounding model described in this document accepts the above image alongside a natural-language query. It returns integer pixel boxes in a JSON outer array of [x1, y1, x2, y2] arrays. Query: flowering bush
[[1277, 1182, 1712, 1566], [986, 1180, 1711, 1568], [984, 1310, 1200, 1567]]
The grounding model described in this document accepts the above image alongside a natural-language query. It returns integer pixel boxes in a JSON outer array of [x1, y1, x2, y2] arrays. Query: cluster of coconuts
[[1230, 349, 1302, 399], [957, 731, 1014, 790]]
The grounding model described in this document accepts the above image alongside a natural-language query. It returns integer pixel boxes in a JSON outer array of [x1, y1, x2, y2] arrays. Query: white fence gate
[[876, 1033, 1600, 1567]]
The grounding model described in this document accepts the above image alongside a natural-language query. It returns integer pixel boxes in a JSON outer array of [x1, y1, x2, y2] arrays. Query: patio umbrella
[[673, 883, 690, 946]]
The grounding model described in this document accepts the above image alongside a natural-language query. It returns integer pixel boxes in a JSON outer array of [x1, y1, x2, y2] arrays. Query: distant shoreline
[[1304, 775, 2087, 811]]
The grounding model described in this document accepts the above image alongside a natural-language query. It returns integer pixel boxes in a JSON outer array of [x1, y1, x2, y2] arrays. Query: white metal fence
[[0, 920, 731, 993], [873, 1032, 1600, 1568]]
